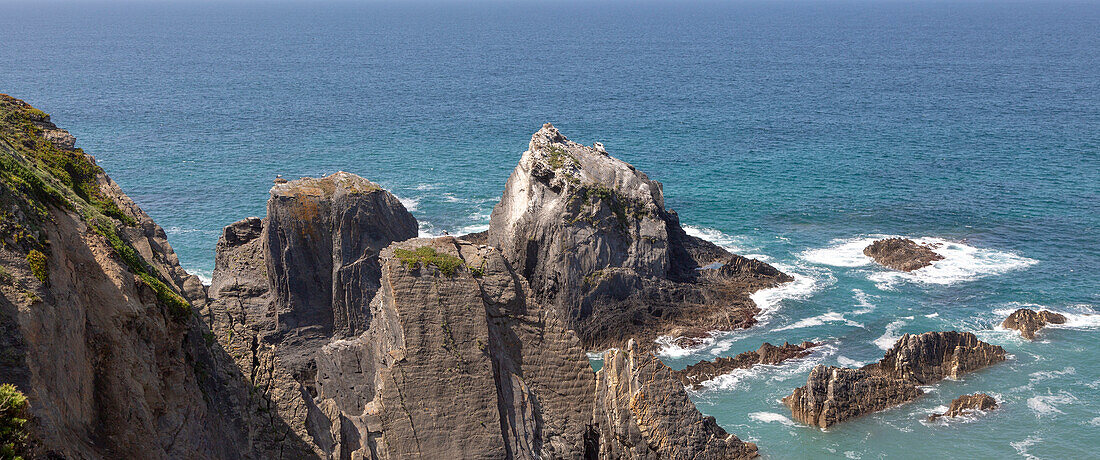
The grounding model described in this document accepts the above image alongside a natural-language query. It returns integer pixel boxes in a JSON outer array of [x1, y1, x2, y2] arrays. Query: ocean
[[2, 1, 1098, 458]]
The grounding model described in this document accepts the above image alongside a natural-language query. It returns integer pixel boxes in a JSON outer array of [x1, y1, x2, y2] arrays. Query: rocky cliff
[[0, 95, 271, 458], [487, 124, 791, 350], [783, 331, 1004, 428], [595, 339, 758, 459]]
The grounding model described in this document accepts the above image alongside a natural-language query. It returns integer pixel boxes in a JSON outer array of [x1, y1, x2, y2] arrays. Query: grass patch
[[91, 217, 191, 321], [0, 384, 28, 460], [393, 246, 465, 277], [26, 249, 47, 283], [544, 144, 578, 171]]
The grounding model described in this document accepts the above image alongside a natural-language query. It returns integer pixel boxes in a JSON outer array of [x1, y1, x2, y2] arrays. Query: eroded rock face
[[1002, 308, 1067, 340], [673, 342, 819, 389], [206, 172, 417, 457], [783, 331, 1005, 428], [928, 393, 997, 421], [488, 124, 791, 350], [595, 339, 759, 459], [863, 238, 944, 271], [310, 237, 596, 459]]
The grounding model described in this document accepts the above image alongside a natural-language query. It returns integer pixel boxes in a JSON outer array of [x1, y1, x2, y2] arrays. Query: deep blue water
[[3, 1, 1098, 458]]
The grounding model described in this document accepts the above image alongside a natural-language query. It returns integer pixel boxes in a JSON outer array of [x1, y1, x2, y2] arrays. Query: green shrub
[[25, 250, 47, 283], [0, 383, 28, 460], [393, 246, 464, 277], [92, 219, 191, 321]]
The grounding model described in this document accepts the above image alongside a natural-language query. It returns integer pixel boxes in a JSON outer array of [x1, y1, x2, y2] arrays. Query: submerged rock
[[595, 339, 759, 459], [783, 331, 1004, 428], [673, 342, 820, 389], [863, 238, 944, 271], [1001, 308, 1067, 340], [487, 123, 791, 350], [928, 393, 998, 421]]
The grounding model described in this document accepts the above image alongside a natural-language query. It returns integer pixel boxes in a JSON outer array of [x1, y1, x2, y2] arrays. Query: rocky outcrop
[[0, 94, 276, 458], [673, 342, 819, 389], [306, 237, 597, 459], [595, 339, 759, 459], [783, 331, 1004, 428], [1001, 308, 1067, 340], [206, 172, 417, 457], [487, 124, 791, 350], [863, 238, 943, 271], [927, 393, 997, 421]]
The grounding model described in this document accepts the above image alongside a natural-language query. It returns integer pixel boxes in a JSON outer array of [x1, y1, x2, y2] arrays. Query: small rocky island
[[927, 393, 998, 421], [783, 331, 1005, 428], [673, 342, 820, 389], [863, 237, 944, 271], [1002, 308, 1067, 340]]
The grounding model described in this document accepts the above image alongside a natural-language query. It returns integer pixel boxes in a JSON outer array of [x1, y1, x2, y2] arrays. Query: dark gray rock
[[863, 238, 944, 271]]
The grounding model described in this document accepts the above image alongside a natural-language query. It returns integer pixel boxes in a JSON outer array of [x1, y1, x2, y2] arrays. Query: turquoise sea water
[[2, 1, 1098, 458]]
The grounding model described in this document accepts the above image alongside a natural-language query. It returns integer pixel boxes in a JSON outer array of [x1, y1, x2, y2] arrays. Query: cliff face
[[488, 124, 791, 350], [0, 95, 266, 458], [206, 172, 418, 457], [783, 331, 1005, 428], [594, 339, 758, 459]]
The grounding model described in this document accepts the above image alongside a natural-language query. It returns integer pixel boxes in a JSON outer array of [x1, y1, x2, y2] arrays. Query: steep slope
[[0, 95, 282, 458], [487, 124, 791, 350]]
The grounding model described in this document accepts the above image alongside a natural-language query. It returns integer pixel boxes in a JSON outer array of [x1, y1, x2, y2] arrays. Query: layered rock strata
[[673, 342, 820, 389], [595, 339, 759, 459], [488, 124, 791, 350], [1001, 308, 1066, 340], [863, 238, 943, 271], [783, 331, 1005, 428], [927, 393, 997, 421]]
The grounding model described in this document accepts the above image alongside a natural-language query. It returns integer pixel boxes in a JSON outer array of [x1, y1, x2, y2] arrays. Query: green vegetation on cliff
[[0, 384, 28, 460], [394, 246, 465, 277]]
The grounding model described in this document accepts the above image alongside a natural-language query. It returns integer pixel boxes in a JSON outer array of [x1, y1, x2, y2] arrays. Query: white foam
[[1027, 391, 1077, 417], [1010, 436, 1042, 460], [415, 184, 435, 191], [586, 352, 605, 361], [1089, 417, 1100, 427], [851, 289, 876, 315], [700, 343, 837, 392], [441, 193, 463, 203], [873, 318, 912, 351], [750, 262, 826, 322], [836, 355, 866, 368], [188, 268, 213, 286], [683, 225, 752, 253], [801, 235, 1036, 288], [396, 195, 419, 212], [654, 334, 716, 359], [748, 412, 796, 426], [1029, 367, 1076, 384], [774, 311, 863, 331], [458, 223, 490, 234]]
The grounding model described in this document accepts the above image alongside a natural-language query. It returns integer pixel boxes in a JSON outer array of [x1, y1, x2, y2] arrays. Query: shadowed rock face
[[673, 342, 820, 389], [206, 172, 417, 457], [488, 124, 791, 350], [783, 331, 1005, 428], [1002, 308, 1067, 340], [595, 339, 759, 459], [863, 238, 944, 271], [928, 393, 997, 421]]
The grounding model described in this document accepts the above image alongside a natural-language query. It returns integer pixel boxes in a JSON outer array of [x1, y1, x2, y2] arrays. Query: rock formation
[[927, 393, 997, 421], [595, 339, 759, 459], [206, 172, 418, 457], [1001, 308, 1066, 340], [487, 124, 791, 350], [863, 238, 944, 271], [673, 342, 820, 389], [783, 331, 1005, 428], [0, 94, 277, 458]]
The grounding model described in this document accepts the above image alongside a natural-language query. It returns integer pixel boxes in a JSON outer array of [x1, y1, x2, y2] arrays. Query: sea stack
[[487, 123, 792, 350], [863, 238, 944, 271], [928, 394, 998, 421], [1001, 308, 1067, 340], [783, 331, 1005, 428]]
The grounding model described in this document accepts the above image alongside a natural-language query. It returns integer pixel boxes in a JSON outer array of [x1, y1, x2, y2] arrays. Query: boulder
[[487, 124, 791, 350], [595, 339, 759, 459], [863, 238, 943, 271], [673, 342, 819, 389], [783, 331, 1005, 428], [1001, 308, 1067, 340], [927, 393, 997, 421]]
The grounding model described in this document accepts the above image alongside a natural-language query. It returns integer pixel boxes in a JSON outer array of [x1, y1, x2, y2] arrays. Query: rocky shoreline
[[0, 94, 1062, 458]]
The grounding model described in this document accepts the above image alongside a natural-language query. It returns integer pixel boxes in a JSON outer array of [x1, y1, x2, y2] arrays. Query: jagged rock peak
[[595, 339, 759, 459], [783, 331, 1005, 428], [1001, 308, 1067, 340], [489, 124, 791, 350]]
